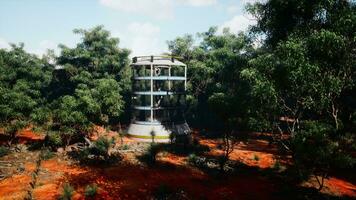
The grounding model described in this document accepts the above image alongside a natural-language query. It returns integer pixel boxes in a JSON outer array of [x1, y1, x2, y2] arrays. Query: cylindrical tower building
[[127, 55, 190, 142]]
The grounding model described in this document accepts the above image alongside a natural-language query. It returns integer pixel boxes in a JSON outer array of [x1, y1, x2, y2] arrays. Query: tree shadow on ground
[[186, 152, 354, 200], [60, 150, 355, 200], [67, 148, 122, 166], [64, 160, 278, 200], [158, 142, 210, 156]]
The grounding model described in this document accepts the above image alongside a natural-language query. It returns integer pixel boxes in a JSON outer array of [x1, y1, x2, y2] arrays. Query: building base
[[126, 122, 190, 143]]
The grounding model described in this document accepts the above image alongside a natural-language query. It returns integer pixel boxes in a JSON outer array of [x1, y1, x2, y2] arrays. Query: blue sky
[[0, 0, 256, 56]]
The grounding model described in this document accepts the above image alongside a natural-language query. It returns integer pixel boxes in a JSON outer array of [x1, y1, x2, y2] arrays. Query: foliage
[[55, 25, 129, 124], [59, 183, 74, 200], [253, 154, 259, 161], [167, 29, 254, 130], [45, 131, 63, 150], [0, 146, 9, 157], [71, 136, 120, 165], [40, 149, 55, 160], [84, 184, 98, 198], [291, 121, 354, 190], [0, 44, 52, 144], [89, 136, 115, 160], [139, 143, 160, 166], [272, 160, 281, 171]]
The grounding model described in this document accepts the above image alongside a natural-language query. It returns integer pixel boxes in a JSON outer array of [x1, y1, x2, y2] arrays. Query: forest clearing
[[0, 0, 355, 199]]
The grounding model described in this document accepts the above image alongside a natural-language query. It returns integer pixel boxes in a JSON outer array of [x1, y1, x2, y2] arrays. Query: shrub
[[140, 143, 160, 165], [253, 154, 260, 161], [41, 149, 55, 160], [291, 121, 355, 190], [89, 136, 115, 160], [59, 183, 74, 200], [45, 131, 63, 150], [0, 146, 9, 157], [188, 153, 197, 164], [272, 160, 281, 171], [153, 183, 174, 199], [122, 144, 129, 150], [217, 155, 229, 171], [187, 153, 207, 168], [72, 136, 121, 165], [84, 184, 98, 198]]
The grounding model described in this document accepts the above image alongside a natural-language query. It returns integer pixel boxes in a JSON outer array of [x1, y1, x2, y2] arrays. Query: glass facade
[[131, 63, 187, 124]]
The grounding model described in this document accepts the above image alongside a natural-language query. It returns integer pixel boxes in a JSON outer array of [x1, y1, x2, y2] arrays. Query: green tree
[[167, 28, 255, 130], [242, 0, 355, 189], [48, 26, 129, 145], [0, 44, 52, 144]]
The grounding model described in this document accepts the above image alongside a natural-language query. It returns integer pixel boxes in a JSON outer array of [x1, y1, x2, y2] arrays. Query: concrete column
[[168, 66, 171, 91], [150, 64, 153, 122], [184, 65, 187, 91]]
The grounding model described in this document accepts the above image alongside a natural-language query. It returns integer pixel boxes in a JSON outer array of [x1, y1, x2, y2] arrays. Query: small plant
[[253, 154, 260, 161], [0, 146, 10, 157], [122, 144, 129, 150], [139, 143, 160, 165], [188, 153, 197, 164], [187, 153, 207, 168], [154, 183, 174, 199], [84, 184, 98, 198], [45, 131, 63, 150], [272, 160, 281, 170], [59, 183, 74, 200], [217, 155, 229, 171], [90, 136, 115, 160], [40, 149, 55, 160]]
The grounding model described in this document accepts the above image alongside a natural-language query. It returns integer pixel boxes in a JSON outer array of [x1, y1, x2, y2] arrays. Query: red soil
[[61, 162, 279, 200], [17, 127, 45, 144], [199, 138, 280, 169], [0, 174, 32, 199], [326, 177, 356, 197], [0, 128, 355, 199]]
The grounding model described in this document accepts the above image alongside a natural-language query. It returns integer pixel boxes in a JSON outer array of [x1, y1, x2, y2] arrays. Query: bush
[[291, 121, 355, 190], [188, 153, 198, 164], [84, 184, 98, 198], [0, 146, 9, 157], [272, 160, 281, 171], [253, 154, 259, 161], [59, 183, 74, 200], [139, 143, 160, 165], [187, 153, 207, 168], [45, 131, 63, 150], [41, 149, 55, 160], [217, 155, 228, 171], [122, 144, 129, 150], [153, 183, 188, 200], [71, 136, 121, 165], [89, 136, 115, 159], [153, 184, 174, 200]]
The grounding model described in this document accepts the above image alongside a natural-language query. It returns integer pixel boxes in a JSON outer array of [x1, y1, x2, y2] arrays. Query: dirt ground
[[0, 127, 355, 200]]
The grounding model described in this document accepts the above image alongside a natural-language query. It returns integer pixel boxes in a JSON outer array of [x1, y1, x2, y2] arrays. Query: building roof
[[131, 55, 186, 67]]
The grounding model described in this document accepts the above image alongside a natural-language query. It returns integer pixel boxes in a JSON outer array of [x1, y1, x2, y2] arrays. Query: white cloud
[[218, 14, 256, 34], [99, 0, 218, 19], [242, 0, 266, 5], [227, 5, 239, 14], [0, 37, 10, 49], [99, 0, 174, 20], [128, 22, 160, 36], [28, 40, 58, 57], [114, 22, 164, 56], [179, 0, 217, 6]]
